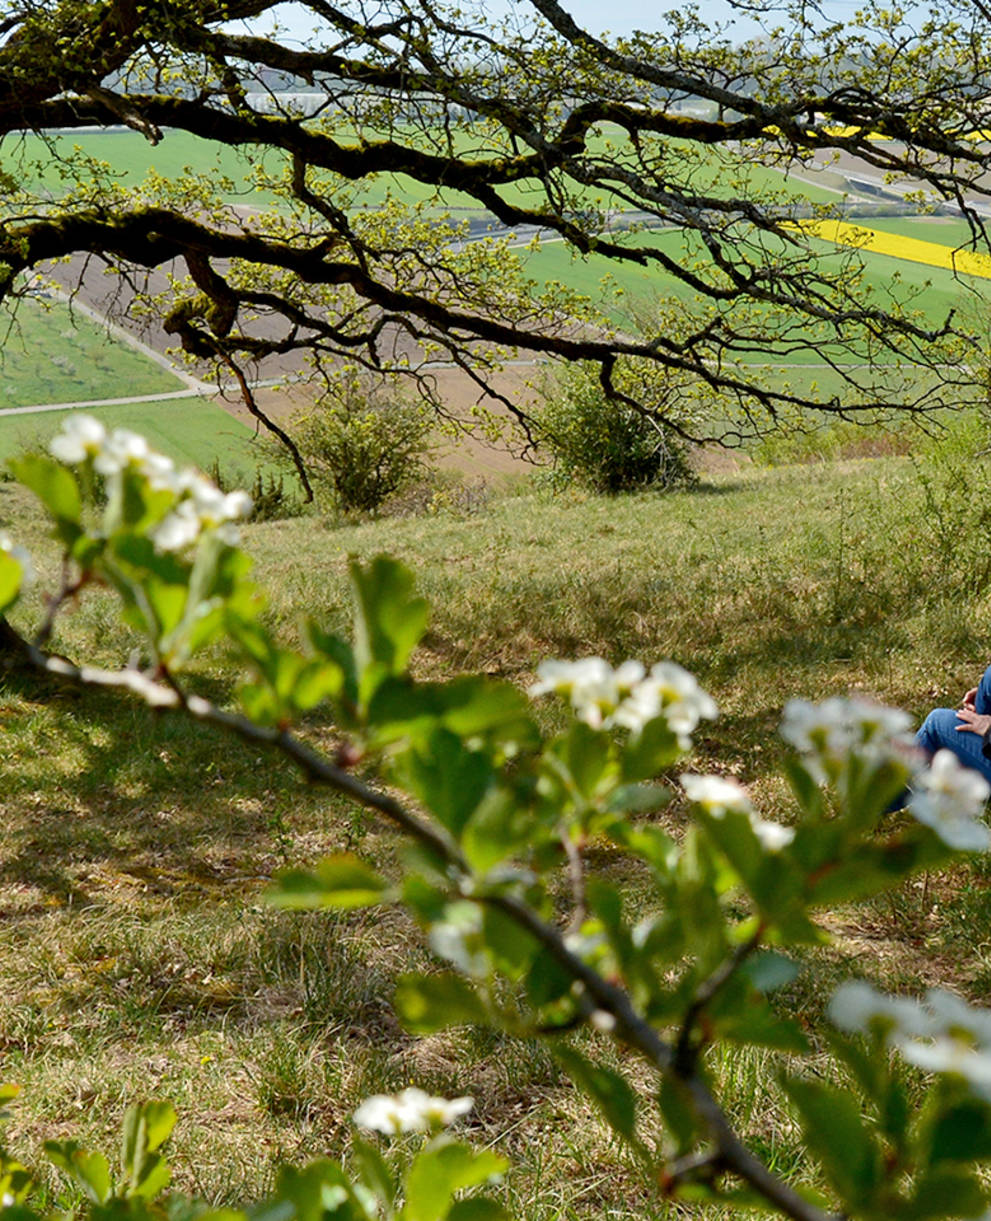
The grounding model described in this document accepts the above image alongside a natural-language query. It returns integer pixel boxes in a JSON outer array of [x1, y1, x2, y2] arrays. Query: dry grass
[[4, 427, 991, 1214]]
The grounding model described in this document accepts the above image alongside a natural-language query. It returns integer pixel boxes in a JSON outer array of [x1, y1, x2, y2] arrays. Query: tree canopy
[[2, 0, 991, 449]]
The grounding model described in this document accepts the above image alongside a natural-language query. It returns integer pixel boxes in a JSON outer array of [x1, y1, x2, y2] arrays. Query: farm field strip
[[796, 218, 991, 278]]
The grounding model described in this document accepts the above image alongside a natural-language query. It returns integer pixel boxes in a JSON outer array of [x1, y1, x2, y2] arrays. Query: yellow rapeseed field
[[793, 218, 991, 280]]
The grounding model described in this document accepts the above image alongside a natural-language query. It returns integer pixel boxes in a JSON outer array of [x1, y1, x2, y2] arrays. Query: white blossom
[[530, 656, 716, 742], [1, 1192, 13, 1209], [780, 697, 915, 784], [352, 1087, 473, 1135], [49, 413, 106, 464], [681, 773, 754, 815], [151, 502, 203, 553], [142, 451, 179, 491], [829, 980, 934, 1040], [751, 818, 796, 851], [908, 750, 991, 852], [830, 982, 991, 1101], [681, 773, 794, 852], [93, 427, 151, 476], [45, 416, 252, 553], [643, 662, 718, 740]]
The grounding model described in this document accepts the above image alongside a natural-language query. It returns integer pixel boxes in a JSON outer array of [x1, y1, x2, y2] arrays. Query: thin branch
[[22, 637, 840, 1221]]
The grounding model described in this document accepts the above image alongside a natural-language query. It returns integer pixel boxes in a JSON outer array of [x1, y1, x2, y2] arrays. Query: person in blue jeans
[[916, 664, 991, 787]]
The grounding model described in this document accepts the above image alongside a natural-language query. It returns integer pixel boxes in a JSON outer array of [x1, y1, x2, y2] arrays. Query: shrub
[[536, 361, 697, 493], [208, 459, 307, 522], [292, 375, 432, 513]]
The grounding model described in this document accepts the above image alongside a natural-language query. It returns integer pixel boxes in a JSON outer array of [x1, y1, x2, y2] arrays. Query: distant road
[[0, 388, 207, 417]]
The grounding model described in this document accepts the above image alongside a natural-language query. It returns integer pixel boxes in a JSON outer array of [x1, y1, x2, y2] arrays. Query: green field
[[0, 397, 269, 471], [864, 215, 983, 248], [0, 298, 186, 408], [522, 224, 990, 345], [5, 122, 845, 218]]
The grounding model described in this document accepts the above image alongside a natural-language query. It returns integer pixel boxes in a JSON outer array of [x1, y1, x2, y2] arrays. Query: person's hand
[[956, 706, 991, 737], [964, 686, 979, 710]]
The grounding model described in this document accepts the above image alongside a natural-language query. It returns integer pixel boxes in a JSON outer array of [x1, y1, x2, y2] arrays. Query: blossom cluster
[[781, 697, 990, 852], [529, 657, 717, 743], [49, 414, 252, 552], [680, 773, 795, 851], [908, 749, 991, 851], [780, 696, 915, 785], [352, 1087, 474, 1135], [831, 980, 991, 1101]]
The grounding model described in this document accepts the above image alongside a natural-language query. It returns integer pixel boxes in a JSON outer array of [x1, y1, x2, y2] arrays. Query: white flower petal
[[353, 1088, 473, 1134], [909, 750, 991, 852]]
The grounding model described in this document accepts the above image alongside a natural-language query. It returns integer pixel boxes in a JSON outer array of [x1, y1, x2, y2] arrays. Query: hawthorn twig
[[25, 641, 838, 1221]]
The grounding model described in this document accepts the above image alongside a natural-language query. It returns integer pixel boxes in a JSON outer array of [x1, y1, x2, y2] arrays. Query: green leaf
[[350, 1137, 395, 1207], [554, 1047, 636, 1141], [268, 1160, 355, 1221], [44, 1143, 112, 1204], [781, 756, 824, 818], [620, 715, 680, 782], [553, 722, 612, 800], [396, 730, 494, 836], [740, 952, 799, 994], [10, 454, 81, 529], [268, 856, 388, 910], [480, 907, 540, 979], [462, 785, 545, 874], [525, 945, 574, 1007], [402, 1141, 507, 1221], [394, 973, 488, 1033], [901, 1167, 987, 1220], [307, 622, 359, 707], [446, 1199, 511, 1221], [610, 823, 677, 879], [782, 1076, 881, 1209], [120, 1101, 176, 1198], [657, 1077, 699, 1156], [927, 1101, 991, 1164], [0, 552, 23, 615], [350, 555, 428, 680], [368, 677, 537, 750], [605, 783, 670, 816], [806, 829, 951, 906], [711, 984, 809, 1054]]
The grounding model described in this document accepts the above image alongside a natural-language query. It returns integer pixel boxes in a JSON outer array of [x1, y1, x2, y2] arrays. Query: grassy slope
[[0, 398, 270, 471], [5, 437, 991, 1213]]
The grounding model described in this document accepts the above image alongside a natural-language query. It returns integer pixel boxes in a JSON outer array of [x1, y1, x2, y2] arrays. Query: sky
[[264, 0, 867, 45]]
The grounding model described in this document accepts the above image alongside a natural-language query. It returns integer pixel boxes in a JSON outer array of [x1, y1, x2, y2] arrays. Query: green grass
[[0, 397, 270, 472], [863, 215, 982, 248], [5, 421, 991, 1213], [0, 298, 185, 408], [3, 128, 281, 207]]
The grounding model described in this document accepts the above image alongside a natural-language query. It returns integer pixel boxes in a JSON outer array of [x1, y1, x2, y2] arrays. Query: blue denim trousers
[[916, 663, 991, 786]]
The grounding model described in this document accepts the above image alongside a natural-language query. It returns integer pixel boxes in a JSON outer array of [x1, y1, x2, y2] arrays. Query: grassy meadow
[[5, 412, 991, 1214], [0, 397, 274, 472]]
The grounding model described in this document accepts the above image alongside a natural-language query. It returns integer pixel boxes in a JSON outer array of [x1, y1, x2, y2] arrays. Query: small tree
[[293, 376, 432, 513], [538, 361, 698, 493]]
